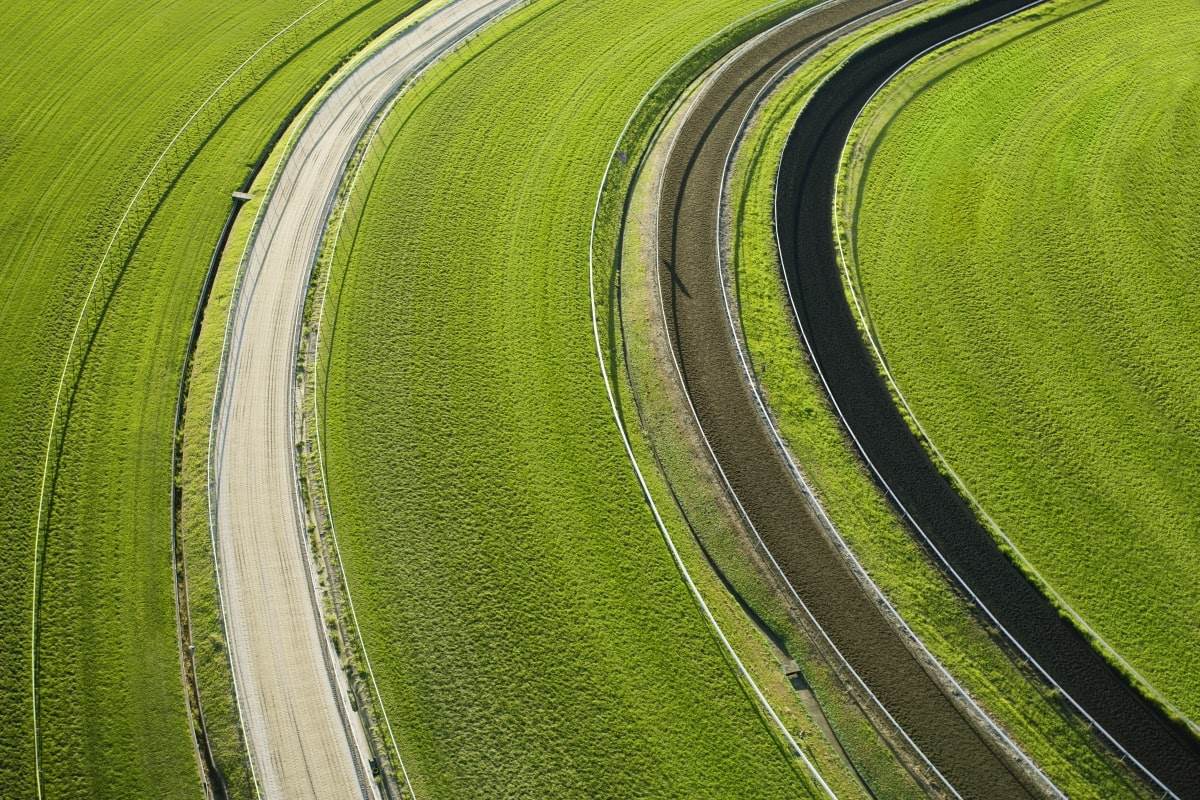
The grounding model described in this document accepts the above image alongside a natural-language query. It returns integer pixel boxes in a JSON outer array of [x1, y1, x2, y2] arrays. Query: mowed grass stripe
[[321, 0, 824, 796], [846, 0, 1200, 726], [0, 1, 423, 796]]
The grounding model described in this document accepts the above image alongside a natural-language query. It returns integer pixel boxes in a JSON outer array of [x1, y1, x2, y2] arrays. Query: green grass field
[[727, 2, 1151, 796], [842, 0, 1200, 727], [6, 0, 1193, 795], [318, 0, 850, 795], [0, 1, 426, 796]]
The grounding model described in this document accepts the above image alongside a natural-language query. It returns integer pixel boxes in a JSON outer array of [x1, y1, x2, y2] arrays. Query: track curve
[[653, 1, 1044, 797], [774, 1, 1200, 797], [208, 2, 520, 797]]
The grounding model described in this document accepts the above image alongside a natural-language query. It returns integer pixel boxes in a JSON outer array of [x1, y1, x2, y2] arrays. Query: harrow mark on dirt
[[585, 6, 864, 799], [651, 0, 1048, 796]]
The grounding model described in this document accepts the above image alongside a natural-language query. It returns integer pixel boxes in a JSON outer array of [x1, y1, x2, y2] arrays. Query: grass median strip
[[317, 0, 856, 795]]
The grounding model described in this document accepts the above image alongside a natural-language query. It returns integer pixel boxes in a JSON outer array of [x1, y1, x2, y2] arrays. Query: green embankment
[[0, 1, 424, 796], [842, 0, 1200, 726], [320, 0, 843, 796], [613, 61, 922, 800], [728, 1, 1151, 796]]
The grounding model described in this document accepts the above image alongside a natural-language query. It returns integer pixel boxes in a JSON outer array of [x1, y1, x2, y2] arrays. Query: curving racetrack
[[208, 1, 520, 797], [203, 0, 1200, 797], [774, 1, 1200, 797]]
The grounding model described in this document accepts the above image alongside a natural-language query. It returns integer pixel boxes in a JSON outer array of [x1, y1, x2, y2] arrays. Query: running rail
[[206, 3, 524, 797], [307, 4, 535, 796], [708, 3, 1060, 795], [643, 7, 962, 798]]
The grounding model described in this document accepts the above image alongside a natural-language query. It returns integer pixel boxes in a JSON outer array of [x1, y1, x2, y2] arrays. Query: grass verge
[[316, 0, 866, 795]]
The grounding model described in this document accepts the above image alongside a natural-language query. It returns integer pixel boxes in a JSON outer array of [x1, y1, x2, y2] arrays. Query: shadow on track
[[775, 1, 1200, 796]]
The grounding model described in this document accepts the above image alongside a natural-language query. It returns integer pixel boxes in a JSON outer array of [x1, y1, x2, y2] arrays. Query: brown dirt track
[[653, 1, 1042, 797]]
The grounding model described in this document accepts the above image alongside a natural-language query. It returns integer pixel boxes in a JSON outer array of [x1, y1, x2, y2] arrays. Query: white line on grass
[[29, 3, 334, 796], [588, 3, 842, 797], [831, 0, 1199, 741], [776, 2, 1183, 797]]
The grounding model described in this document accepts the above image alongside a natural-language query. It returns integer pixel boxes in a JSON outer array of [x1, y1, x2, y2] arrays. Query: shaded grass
[[0, 1, 426, 796], [843, 0, 1200, 728], [727, 2, 1153, 796], [178, 193, 257, 799]]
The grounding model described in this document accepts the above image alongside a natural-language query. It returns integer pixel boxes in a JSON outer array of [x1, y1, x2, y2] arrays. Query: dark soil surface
[[774, 1, 1200, 797], [654, 1, 1039, 797]]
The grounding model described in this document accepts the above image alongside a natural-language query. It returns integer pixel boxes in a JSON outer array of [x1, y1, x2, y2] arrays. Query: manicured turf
[[844, 0, 1200, 727], [320, 0, 835, 796], [728, 3, 1152, 796], [0, 1, 424, 796]]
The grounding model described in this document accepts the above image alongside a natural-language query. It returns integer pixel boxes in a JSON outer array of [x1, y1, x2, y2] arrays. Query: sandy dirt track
[[209, 2, 520, 797]]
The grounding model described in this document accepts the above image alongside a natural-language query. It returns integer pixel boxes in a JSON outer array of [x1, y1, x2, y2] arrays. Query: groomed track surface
[[775, 1, 1200, 797], [655, 1, 1038, 797], [209, 2, 518, 797]]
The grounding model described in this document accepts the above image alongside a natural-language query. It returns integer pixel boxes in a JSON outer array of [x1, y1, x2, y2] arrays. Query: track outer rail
[[205, 3, 524, 797], [646, 7, 959, 799], [706, 3, 1063, 795], [303, 3, 533, 797], [644, 1, 1065, 796]]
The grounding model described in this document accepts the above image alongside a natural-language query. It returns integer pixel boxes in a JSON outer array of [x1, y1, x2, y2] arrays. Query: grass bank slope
[[0, 1, 422, 796], [321, 0, 822, 796], [846, 0, 1200, 724]]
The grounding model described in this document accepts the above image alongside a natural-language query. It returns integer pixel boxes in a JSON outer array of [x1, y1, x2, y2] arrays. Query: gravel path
[[209, 2, 520, 797]]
